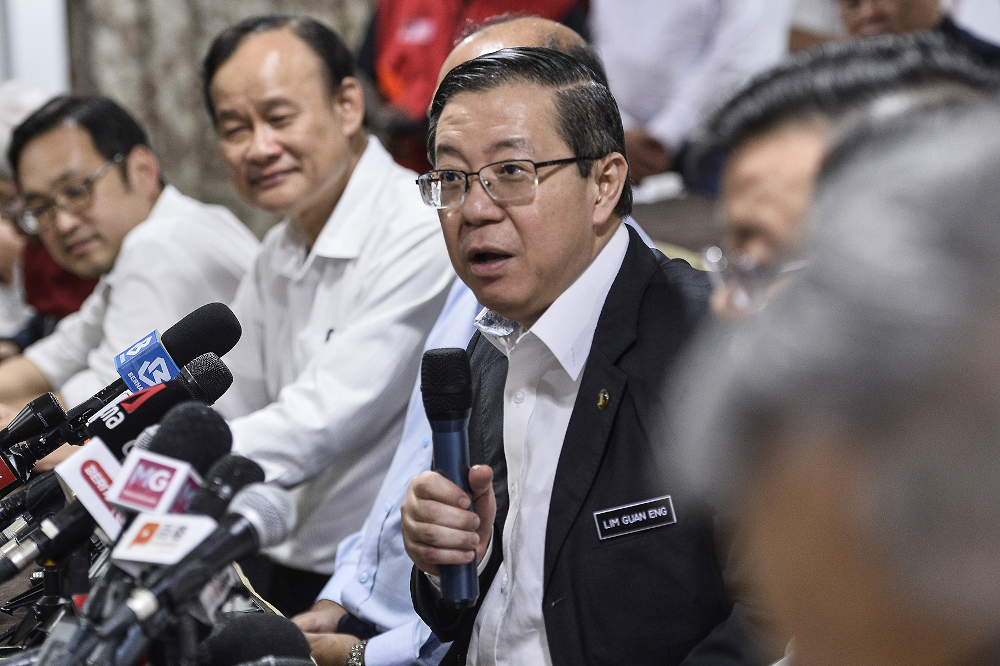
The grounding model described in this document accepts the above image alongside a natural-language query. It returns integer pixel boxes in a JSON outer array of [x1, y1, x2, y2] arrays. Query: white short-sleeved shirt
[[217, 137, 454, 573], [25, 184, 259, 407]]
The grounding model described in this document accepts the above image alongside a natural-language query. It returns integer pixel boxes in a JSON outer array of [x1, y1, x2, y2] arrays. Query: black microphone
[[0, 403, 236, 584], [98, 483, 295, 639], [198, 612, 312, 666], [0, 393, 65, 450], [421, 348, 478, 608], [188, 455, 265, 520], [0, 471, 66, 544], [0, 353, 232, 494]]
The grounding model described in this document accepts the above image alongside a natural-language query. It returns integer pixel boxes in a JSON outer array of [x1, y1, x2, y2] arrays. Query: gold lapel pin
[[597, 389, 610, 410]]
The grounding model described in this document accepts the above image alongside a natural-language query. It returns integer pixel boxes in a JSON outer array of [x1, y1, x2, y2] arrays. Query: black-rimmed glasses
[[416, 157, 599, 210], [15, 153, 125, 235]]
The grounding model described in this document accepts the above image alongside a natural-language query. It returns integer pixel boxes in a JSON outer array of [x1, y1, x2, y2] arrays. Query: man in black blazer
[[401, 47, 772, 666]]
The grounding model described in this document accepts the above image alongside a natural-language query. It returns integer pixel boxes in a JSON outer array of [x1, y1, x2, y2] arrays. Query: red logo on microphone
[[119, 383, 167, 414], [80, 459, 124, 521], [0, 458, 16, 490], [119, 458, 178, 510]]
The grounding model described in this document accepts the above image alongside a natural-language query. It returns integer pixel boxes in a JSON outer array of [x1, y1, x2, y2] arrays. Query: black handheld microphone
[[0, 471, 66, 544], [98, 483, 295, 639], [198, 612, 313, 666], [421, 348, 478, 608]]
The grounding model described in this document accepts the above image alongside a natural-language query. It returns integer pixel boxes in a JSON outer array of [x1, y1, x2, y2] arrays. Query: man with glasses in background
[[0, 94, 258, 449]]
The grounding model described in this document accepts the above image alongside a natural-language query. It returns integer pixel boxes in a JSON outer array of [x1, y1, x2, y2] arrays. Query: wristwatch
[[346, 639, 369, 666]]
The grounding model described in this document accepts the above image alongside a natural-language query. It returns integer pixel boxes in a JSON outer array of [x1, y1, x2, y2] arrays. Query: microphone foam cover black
[[147, 402, 233, 476], [198, 612, 311, 666], [161, 302, 242, 368], [181, 353, 234, 404], [188, 455, 265, 519], [421, 348, 472, 419]]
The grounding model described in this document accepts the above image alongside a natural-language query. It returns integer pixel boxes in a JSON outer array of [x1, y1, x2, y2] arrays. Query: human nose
[[245, 124, 282, 162], [458, 174, 504, 226], [49, 207, 82, 238]]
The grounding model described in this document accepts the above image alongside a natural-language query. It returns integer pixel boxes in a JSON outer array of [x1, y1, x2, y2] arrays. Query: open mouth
[[471, 252, 511, 265]]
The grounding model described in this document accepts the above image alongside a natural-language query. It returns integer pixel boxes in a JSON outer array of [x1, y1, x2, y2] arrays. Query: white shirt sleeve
[[646, 0, 767, 151]]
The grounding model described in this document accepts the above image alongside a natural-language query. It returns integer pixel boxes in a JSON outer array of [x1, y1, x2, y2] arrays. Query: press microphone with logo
[[0, 352, 232, 502], [96, 484, 295, 642], [421, 347, 478, 608]]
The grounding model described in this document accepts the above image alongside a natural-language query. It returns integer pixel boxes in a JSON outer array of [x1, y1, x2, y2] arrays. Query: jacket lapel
[[543, 228, 659, 589]]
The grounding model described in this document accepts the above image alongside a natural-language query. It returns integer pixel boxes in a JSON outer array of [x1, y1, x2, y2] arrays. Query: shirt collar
[[273, 137, 394, 278], [475, 223, 630, 381]]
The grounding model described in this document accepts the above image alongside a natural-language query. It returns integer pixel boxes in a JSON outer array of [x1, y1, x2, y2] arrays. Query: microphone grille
[[181, 353, 234, 404], [160, 302, 242, 367], [147, 402, 233, 476], [228, 483, 295, 548], [421, 348, 472, 418], [188, 455, 265, 519], [198, 612, 311, 666]]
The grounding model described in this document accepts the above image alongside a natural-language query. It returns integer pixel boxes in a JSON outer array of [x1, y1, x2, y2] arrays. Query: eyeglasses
[[15, 153, 125, 235], [701, 246, 807, 314], [416, 157, 599, 210]]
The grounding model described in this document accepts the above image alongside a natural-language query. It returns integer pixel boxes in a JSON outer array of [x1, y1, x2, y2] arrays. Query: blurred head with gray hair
[[672, 100, 1000, 666]]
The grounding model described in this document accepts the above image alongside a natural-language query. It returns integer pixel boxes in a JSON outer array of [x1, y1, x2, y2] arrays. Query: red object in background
[[374, 0, 584, 123], [22, 243, 98, 319]]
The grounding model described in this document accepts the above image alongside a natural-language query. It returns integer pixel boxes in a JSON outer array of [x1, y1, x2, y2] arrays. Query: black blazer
[[414, 227, 772, 666]]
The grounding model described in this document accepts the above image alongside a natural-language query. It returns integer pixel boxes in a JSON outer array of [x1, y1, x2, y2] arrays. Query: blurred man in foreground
[[0, 94, 257, 428], [685, 31, 999, 320], [201, 14, 453, 615], [401, 47, 771, 666], [673, 101, 1000, 666]]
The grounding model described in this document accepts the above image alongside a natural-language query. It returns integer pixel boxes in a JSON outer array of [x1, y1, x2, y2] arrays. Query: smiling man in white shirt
[[201, 13, 454, 615]]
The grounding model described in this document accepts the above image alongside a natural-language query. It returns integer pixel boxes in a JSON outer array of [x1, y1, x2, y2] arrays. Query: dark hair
[[686, 31, 1000, 193], [8, 94, 151, 186], [429, 46, 631, 218], [200, 13, 355, 123]]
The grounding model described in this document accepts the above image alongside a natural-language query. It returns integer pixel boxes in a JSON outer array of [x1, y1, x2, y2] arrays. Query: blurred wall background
[[66, 0, 374, 238]]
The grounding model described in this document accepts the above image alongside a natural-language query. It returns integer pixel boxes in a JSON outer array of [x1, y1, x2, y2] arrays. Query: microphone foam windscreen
[[421, 348, 473, 418], [188, 455, 266, 519], [161, 302, 242, 367], [228, 483, 295, 548], [147, 402, 233, 476], [198, 612, 311, 666], [182, 353, 234, 404]]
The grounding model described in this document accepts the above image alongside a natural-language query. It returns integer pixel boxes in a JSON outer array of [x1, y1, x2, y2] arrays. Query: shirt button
[[384, 501, 393, 513], [423, 437, 431, 448], [513, 390, 525, 404], [358, 572, 369, 584]]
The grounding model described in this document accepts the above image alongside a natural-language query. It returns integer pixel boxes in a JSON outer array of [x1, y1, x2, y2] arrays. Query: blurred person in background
[[0, 94, 258, 434], [671, 100, 1000, 666], [357, 0, 587, 172], [589, 0, 768, 183], [838, 0, 1000, 64], [0, 81, 97, 361], [201, 13, 453, 616], [684, 31, 999, 320]]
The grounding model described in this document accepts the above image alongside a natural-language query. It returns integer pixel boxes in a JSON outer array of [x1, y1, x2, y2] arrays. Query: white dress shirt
[[468, 224, 630, 666], [25, 184, 259, 407], [216, 137, 454, 573], [590, 0, 767, 151]]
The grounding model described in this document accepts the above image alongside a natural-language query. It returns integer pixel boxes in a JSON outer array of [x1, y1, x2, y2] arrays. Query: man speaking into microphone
[[401, 48, 772, 665], [0, 95, 258, 426]]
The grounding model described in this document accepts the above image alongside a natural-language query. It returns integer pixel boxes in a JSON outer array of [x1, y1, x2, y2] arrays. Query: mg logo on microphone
[[119, 459, 179, 509]]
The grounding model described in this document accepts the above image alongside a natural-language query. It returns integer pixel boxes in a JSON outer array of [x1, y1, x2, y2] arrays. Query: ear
[[124, 145, 162, 201], [332, 76, 365, 138], [591, 152, 628, 228]]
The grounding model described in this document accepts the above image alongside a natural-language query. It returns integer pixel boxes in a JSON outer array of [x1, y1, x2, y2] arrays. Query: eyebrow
[[434, 137, 532, 163]]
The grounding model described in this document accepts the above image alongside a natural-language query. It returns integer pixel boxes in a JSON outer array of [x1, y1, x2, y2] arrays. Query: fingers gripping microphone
[[99, 484, 295, 639], [421, 348, 478, 608]]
